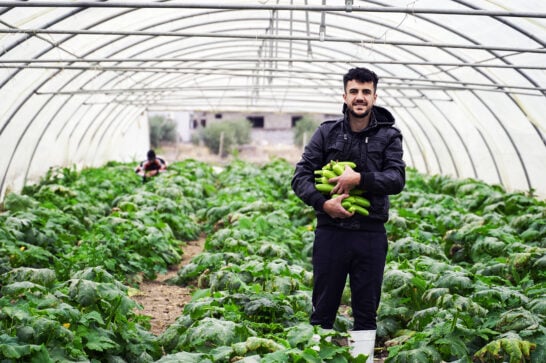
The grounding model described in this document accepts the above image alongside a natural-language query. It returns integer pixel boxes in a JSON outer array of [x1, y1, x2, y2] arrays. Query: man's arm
[[157, 157, 167, 171], [135, 162, 145, 176], [358, 131, 406, 195], [292, 123, 355, 219], [292, 127, 329, 212]]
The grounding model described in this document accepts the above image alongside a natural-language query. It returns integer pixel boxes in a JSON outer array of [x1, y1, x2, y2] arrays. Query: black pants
[[310, 226, 388, 330]]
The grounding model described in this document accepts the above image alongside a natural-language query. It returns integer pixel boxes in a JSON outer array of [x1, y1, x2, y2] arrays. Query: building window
[[246, 116, 264, 128], [215, 113, 222, 119], [200, 119, 206, 127], [291, 115, 303, 127]]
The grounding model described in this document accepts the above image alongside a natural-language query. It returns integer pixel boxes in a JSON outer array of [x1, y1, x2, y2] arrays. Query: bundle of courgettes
[[314, 161, 370, 216]]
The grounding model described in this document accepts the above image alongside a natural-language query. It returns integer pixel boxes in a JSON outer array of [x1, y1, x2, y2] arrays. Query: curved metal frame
[[0, 1, 545, 199]]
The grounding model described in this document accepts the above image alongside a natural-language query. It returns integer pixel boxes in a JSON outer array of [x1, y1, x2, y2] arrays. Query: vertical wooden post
[[219, 131, 224, 157]]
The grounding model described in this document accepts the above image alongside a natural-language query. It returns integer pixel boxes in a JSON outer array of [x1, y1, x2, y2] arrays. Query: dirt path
[[132, 236, 205, 335]]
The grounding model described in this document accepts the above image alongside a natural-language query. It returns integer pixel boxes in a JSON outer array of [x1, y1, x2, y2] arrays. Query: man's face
[[343, 80, 377, 119]]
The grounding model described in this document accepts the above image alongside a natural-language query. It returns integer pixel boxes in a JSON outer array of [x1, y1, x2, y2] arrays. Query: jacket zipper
[[365, 136, 369, 165]]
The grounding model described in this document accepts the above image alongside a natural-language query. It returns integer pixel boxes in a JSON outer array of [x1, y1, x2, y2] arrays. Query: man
[[135, 149, 167, 182], [291, 67, 405, 361]]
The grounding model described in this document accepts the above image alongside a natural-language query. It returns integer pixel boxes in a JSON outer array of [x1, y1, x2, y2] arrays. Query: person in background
[[135, 149, 167, 183], [291, 67, 405, 361]]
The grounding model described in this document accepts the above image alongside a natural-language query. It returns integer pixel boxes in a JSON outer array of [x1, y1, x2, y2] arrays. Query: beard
[[349, 107, 371, 119]]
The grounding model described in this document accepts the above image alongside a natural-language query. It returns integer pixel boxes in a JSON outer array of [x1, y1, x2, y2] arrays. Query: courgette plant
[[1, 160, 544, 362]]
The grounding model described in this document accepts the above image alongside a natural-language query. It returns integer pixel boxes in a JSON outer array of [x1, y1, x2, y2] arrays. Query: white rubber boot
[[348, 330, 376, 362]]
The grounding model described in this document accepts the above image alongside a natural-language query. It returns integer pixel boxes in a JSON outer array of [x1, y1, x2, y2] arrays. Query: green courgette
[[315, 183, 334, 193], [348, 204, 369, 216]]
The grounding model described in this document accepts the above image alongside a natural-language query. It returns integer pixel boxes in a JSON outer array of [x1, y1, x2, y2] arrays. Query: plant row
[[0, 158, 545, 362], [0, 160, 215, 362], [380, 170, 545, 362]]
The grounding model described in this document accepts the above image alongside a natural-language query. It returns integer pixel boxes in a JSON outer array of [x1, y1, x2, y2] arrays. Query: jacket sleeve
[[291, 126, 329, 212], [158, 157, 168, 170], [135, 161, 144, 173], [359, 129, 406, 195]]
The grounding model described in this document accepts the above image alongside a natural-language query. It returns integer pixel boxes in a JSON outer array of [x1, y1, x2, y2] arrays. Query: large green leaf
[[155, 351, 214, 363], [0, 334, 52, 361], [180, 317, 253, 352], [83, 328, 119, 352], [3, 267, 56, 287], [473, 332, 536, 363]]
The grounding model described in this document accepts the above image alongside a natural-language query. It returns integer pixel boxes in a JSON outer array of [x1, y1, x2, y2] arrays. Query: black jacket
[[291, 105, 405, 230]]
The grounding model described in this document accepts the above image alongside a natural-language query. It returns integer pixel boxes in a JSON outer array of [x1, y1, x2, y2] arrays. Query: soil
[[131, 237, 205, 335]]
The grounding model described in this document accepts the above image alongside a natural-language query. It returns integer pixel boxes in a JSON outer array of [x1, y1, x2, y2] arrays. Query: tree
[[293, 116, 321, 148], [194, 119, 252, 157], [149, 115, 177, 147]]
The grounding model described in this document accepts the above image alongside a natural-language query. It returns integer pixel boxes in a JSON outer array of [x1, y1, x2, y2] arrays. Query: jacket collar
[[341, 105, 395, 132]]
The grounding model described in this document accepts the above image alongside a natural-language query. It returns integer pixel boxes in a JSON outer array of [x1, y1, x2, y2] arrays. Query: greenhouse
[[0, 1, 545, 363]]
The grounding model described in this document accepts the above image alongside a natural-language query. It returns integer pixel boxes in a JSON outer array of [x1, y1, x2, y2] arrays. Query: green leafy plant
[[195, 119, 252, 156], [1, 160, 545, 362], [149, 114, 178, 147], [293, 116, 321, 148]]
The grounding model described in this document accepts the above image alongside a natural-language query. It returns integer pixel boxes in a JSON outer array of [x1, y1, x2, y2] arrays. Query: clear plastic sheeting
[[0, 0, 545, 199]]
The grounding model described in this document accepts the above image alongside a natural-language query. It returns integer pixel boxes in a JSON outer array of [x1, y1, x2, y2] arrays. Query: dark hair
[[343, 67, 379, 92], [147, 149, 156, 159]]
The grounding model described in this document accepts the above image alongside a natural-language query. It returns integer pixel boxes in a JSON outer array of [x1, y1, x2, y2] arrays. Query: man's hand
[[329, 166, 361, 195], [323, 194, 354, 219]]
